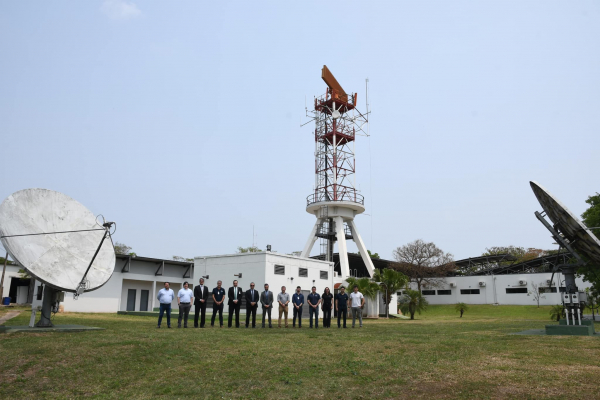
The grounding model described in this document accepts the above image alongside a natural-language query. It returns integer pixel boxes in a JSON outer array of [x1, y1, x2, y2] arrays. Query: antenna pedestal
[[36, 285, 61, 328]]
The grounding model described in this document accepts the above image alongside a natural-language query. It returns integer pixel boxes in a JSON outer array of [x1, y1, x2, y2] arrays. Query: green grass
[[1, 305, 599, 399]]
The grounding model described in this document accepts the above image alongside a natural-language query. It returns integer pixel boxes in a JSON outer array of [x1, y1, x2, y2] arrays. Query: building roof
[[116, 254, 193, 266]]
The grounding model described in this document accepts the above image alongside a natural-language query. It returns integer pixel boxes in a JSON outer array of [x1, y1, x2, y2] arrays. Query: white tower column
[[300, 219, 321, 258], [333, 216, 350, 278], [348, 220, 375, 277]]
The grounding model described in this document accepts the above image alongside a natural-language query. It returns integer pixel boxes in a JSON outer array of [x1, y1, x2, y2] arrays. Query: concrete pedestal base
[[546, 320, 595, 336]]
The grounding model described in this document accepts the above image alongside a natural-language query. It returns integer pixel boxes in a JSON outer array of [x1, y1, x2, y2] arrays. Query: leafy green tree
[[455, 302, 469, 318], [237, 246, 261, 253], [114, 242, 133, 255], [398, 289, 429, 320], [172, 256, 194, 262], [576, 193, 600, 292], [373, 268, 408, 318], [582, 193, 600, 240], [549, 305, 565, 322]]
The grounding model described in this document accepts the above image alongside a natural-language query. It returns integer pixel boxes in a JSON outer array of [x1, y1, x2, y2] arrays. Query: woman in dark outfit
[[321, 287, 334, 328]]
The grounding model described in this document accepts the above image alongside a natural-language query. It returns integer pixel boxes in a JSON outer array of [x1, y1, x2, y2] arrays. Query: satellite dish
[[331, 109, 341, 119], [530, 181, 600, 265], [0, 189, 116, 294]]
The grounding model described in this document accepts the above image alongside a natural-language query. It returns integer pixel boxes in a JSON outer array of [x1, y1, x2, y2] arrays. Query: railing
[[306, 191, 364, 206]]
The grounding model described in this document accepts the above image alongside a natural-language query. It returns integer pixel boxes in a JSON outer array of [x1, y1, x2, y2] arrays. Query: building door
[[140, 290, 149, 312], [301, 290, 311, 318], [126, 289, 137, 311]]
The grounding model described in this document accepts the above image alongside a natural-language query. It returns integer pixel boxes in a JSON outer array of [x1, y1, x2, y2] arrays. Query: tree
[[357, 250, 380, 259], [549, 305, 565, 322], [373, 268, 408, 318], [482, 246, 551, 264], [398, 289, 428, 320], [582, 193, 600, 241], [392, 239, 455, 291], [237, 246, 261, 253], [344, 277, 380, 300], [585, 287, 600, 321], [577, 193, 600, 292], [529, 281, 546, 308], [114, 242, 133, 255], [455, 302, 469, 318], [172, 256, 194, 262]]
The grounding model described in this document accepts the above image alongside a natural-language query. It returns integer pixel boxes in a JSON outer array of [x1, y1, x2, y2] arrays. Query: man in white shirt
[[177, 281, 194, 328], [157, 282, 175, 328], [349, 285, 365, 328]]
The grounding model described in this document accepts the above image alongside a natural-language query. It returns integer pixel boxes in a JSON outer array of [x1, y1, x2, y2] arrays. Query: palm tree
[[398, 289, 428, 320], [373, 268, 408, 318], [550, 305, 565, 322], [455, 302, 469, 318], [345, 277, 380, 317], [345, 277, 379, 300]]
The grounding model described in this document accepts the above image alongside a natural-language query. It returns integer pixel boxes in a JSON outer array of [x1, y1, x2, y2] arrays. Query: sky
[[1, 1, 599, 262]]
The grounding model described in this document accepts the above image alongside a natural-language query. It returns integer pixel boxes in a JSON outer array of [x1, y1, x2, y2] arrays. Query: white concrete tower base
[[300, 201, 375, 280]]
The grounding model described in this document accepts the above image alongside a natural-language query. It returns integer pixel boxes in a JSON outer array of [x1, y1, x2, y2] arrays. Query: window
[[506, 288, 528, 294], [460, 289, 480, 295], [539, 287, 557, 293], [396, 292, 403, 296], [422, 290, 436, 295], [559, 286, 566, 293], [274, 265, 285, 275], [437, 290, 452, 295], [320, 271, 328, 280], [299, 268, 308, 277]]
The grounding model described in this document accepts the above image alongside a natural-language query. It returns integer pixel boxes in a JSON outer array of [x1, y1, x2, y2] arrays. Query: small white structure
[[194, 252, 334, 315]]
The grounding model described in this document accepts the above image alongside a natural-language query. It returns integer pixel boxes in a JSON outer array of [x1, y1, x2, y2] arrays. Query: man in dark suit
[[245, 282, 259, 328], [193, 277, 209, 328], [261, 283, 273, 328], [228, 280, 243, 328]]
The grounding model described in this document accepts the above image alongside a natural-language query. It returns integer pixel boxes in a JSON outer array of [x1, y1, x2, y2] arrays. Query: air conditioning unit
[[478, 282, 486, 287], [518, 280, 527, 286], [449, 282, 457, 288]]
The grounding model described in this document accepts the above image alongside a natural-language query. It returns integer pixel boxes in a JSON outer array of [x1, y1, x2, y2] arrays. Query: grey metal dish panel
[[0, 189, 116, 292], [530, 181, 600, 266]]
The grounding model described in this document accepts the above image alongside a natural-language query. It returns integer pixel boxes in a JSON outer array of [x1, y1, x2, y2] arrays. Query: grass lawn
[[1, 305, 599, 399]]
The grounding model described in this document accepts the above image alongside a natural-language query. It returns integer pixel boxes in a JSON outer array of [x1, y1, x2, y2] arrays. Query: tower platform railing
[[306, 192, 364, 207]]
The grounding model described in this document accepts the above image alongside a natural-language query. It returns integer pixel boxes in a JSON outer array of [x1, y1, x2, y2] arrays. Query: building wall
[[1, 264, 23, 299], [194, 252, 334, 314], [408, 272, 592, 306]]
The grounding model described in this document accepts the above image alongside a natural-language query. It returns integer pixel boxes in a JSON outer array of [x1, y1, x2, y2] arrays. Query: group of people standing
[[155, 279, 366, 329]]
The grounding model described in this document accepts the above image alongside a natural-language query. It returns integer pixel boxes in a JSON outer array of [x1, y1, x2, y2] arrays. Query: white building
[[405, 272, 592, 306]]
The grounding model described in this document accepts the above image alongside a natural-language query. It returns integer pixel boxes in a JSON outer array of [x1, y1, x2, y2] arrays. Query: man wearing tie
[[245, 282, 259, 328], [260, 283, 273, 328], [228, 280, 243, 328], [193, 277, 209, 328]]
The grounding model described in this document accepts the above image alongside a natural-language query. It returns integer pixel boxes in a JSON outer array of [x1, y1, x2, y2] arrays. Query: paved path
[[0, 310, 21, 325]]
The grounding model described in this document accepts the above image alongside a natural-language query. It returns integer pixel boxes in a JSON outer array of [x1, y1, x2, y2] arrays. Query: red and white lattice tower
[[300, 66, 374, 279]]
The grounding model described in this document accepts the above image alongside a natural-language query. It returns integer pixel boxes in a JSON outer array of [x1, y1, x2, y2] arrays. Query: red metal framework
[[305, 82, 369, 206]]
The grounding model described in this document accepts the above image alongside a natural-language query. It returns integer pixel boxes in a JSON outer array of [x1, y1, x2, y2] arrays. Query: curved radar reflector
[[0, 189, 116, 292], [530, 181, 600, 266]]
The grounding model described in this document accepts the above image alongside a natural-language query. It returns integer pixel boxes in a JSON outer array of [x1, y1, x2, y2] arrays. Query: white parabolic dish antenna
[[0, 189, 116, 293]]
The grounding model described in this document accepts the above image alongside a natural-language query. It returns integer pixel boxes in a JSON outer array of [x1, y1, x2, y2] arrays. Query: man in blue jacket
[[292, 286, 304, 328]]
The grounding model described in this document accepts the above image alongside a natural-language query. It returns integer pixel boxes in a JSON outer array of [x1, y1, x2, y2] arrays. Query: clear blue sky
[[1, 1, 598, 261]]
